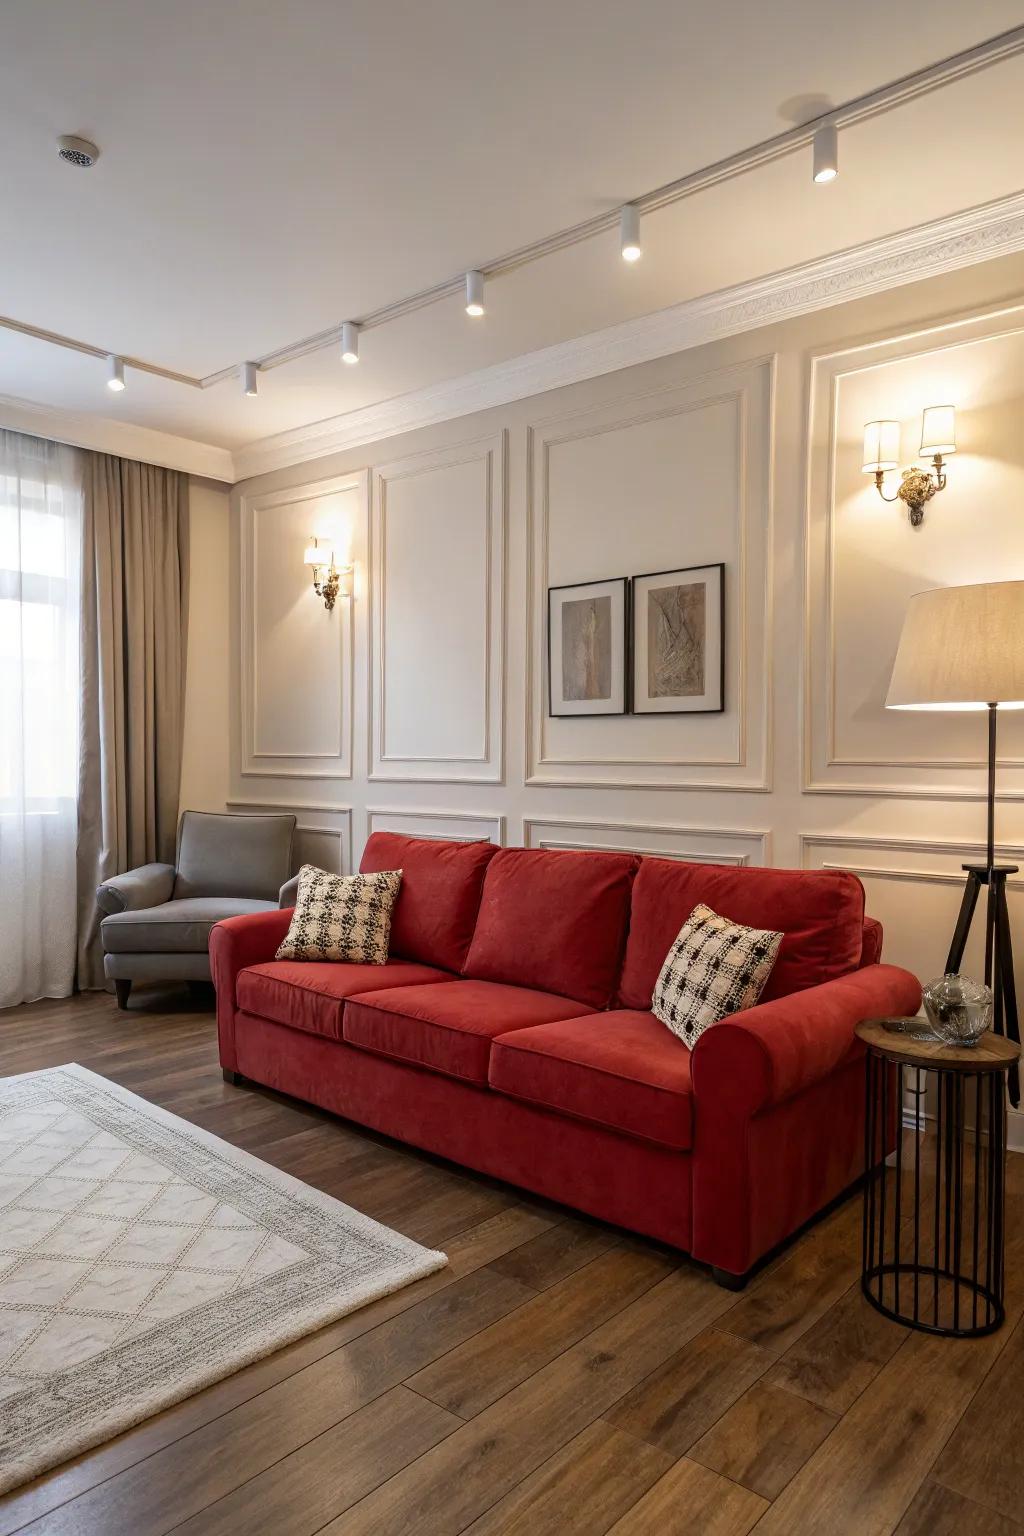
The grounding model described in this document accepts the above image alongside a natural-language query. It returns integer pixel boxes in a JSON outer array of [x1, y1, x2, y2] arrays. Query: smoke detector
[[57, 135, 99, 169]]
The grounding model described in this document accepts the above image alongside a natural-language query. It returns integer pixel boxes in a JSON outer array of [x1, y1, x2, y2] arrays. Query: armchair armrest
[[209, 907, 294, 1071], [278, 874, 299, 909], [95, 863, 176, 916], [691, 962, 922, 1117]]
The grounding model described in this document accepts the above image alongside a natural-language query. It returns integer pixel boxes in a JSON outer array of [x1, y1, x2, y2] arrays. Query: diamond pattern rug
[[0, 1064, 446, 1494]]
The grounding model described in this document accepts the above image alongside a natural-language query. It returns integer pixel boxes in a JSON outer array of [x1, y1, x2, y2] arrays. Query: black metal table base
[[862, 1054, 1006, 1337]]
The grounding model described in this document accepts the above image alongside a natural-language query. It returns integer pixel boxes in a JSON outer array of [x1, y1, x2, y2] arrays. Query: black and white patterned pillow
[[652, 902, 782, 1046], [275, 864, 402, 964]]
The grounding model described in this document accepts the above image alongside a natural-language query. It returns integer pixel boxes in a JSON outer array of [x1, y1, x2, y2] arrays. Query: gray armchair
[[97, 811, 296, 1007]]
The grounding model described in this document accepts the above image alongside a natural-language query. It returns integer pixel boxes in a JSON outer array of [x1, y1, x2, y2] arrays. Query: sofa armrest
[[209, 907, 294, 1072], [95, 863, 176, 916], [691, 962, 922, 1118]]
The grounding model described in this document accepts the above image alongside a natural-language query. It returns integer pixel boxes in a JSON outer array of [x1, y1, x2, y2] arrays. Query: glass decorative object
[[922, 973, 993, 1047]]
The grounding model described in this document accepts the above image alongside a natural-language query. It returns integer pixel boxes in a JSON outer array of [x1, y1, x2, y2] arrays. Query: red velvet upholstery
[[690, 962, 922, 1275], [211, 842, 920, 1279], [237, 959, 450, 1041], [489, 1010, 693, 1151], [231, 1012, 695, 1249], [464, 847, 637, 1008], [344, 980, 595, 1085], [618, 858, 866, 1010], [860, 916, 884, 968], [359, 832, 497, 973]]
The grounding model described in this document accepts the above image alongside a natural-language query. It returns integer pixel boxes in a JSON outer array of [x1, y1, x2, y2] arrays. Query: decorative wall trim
[[523, 816, 770, 867], [799, 831, 1024, 890], [232, 191, 1024, 481], [525, 357, 772, 791], [239, 471, 367, 781], [226, 797, 354, 875], [803, 303, 1024, 801], [369, 432, 506, 784], [366, 806, 505, 845]]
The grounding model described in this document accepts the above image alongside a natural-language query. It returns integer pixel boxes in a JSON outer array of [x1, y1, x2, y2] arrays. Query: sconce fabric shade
[[862, 420, 900, 473], [887, 582, 1024, 711], [920, 404, 956, 457], [304, 541, 332, 568]]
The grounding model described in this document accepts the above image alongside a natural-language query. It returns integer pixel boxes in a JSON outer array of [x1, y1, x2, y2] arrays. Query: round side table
[[856, 1019, 1019, 1338]]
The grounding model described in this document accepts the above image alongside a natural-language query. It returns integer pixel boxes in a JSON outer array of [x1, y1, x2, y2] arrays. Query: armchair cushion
[[173, 811, 295, 901], [101, 897, 276, 954], [95, 863, 175, 917]]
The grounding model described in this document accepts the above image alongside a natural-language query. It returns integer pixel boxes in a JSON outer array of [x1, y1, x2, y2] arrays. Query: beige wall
[[179, 477, 231, 815], [220, 248, 1024, 1126]]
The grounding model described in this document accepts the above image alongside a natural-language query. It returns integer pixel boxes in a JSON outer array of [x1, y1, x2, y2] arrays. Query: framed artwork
[[630, 562, 724, 714], [547, 577, 628, 716]]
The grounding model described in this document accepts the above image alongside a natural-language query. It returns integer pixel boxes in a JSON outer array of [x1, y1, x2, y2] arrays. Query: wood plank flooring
[[2, 990, 1023, 1535]]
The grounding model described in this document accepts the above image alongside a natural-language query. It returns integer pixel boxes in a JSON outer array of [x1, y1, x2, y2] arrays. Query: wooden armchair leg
[[114, 979, 132, 1010]]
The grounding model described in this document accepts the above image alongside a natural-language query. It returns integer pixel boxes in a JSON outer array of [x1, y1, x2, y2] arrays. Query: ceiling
[[1, 0, 1023, 470]]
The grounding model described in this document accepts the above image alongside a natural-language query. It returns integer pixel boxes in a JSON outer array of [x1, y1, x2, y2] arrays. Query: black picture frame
[[547, 576, 630, 717], [629, 561, 725, 715]]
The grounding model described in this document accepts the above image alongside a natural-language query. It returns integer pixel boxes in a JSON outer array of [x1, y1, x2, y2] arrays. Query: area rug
[[0, 1063, 447, 1494]]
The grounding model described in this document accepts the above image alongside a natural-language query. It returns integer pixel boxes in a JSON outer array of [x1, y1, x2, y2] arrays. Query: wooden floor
[[2, 994, 1024, 1536]]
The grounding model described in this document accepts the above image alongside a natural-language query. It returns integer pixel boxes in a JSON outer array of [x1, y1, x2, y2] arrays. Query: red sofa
[[210, 832, 921, 1286]]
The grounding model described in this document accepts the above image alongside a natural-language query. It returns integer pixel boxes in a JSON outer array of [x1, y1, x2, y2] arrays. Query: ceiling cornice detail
[[231, 189, 1024, 481], [0, 393, 234, 482]]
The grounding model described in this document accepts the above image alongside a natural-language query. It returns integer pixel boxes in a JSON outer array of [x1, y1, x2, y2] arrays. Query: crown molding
[[232, 190, 1024, 482], [0, 393, 234, 483]]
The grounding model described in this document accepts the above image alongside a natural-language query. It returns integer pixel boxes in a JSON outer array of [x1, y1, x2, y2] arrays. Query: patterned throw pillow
[[276, 864, 403, 964], [652, 903, 782, 1047]]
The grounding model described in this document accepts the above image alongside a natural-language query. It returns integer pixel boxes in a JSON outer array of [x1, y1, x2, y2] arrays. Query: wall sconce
[[303, 536, 353, 612], [862, 406, 956, 526]]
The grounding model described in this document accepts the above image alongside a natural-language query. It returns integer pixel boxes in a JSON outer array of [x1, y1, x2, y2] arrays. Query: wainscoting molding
[[523, 816, 770, 866], [366, 806, 505, 845], [526, 355, 773, 791], [369, 433, 506, 785], [226, 798, 354, 876], [803, 301, 1024, 802], [239, 471, 367, 781]]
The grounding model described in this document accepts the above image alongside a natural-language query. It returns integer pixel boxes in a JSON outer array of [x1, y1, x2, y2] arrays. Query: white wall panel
[[524, 816, 768, 865], [366, 807, 504, 844], [370, 434, 505, 783]]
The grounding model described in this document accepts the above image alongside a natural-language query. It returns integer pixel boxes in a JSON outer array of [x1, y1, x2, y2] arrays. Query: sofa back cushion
[[359, 831, 497, 973], [618, 858, 865, 1010], [463, 847, 638, 1008]]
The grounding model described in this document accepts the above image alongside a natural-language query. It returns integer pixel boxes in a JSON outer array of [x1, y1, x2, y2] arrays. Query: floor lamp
[[887, 580, 1024, 1105]]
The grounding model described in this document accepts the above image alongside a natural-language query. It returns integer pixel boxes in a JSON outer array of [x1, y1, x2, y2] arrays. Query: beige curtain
[[76, 455, 190, 988]]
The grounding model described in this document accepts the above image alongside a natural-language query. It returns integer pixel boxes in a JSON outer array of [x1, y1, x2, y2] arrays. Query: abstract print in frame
[[631, 562, 724, 714], [547, 576, 628, 717]]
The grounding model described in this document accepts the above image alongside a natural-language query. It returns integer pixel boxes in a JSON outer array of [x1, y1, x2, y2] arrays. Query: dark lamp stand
[[945, 703, 1020, 1105]]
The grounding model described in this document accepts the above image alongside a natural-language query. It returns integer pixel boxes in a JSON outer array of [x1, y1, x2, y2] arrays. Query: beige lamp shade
[[919, 404, 956, 458], [862, 420, 900, 473], [887, 581, 1024, 711]]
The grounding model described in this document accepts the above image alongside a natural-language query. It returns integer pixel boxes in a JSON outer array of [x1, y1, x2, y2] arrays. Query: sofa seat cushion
[[102, 897, 276, 954], [359, 832, 498, 973], [618, 858, 866, 1011], [488, 1010, 694, 1151], [343, 980, 596, 1085], [463, 847, 638, 1008], [237, 960, 450, 1041]]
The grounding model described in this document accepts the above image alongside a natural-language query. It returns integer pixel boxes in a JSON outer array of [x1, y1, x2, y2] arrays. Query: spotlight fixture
[[620, 204, 642, 262], [241, 361, 258, 397], [341, 321, 360, 364], [812, 123, 838, 182], [57, 134, 99, 169], [465, 270, 485, 317], [106, 355, 125, 392]]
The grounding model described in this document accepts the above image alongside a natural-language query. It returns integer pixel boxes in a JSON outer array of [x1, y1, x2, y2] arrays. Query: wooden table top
[[856, 1017, 1021, 1070]]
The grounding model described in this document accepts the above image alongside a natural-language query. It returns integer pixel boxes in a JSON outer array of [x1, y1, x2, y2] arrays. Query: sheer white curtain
[[0, 430, 82, 1008]]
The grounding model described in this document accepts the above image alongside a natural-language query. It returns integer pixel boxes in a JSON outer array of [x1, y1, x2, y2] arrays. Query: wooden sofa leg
[[114, 979, 132, 1010], [222, 1069, 244, 1087], [711, 1265, 748, 1291]]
